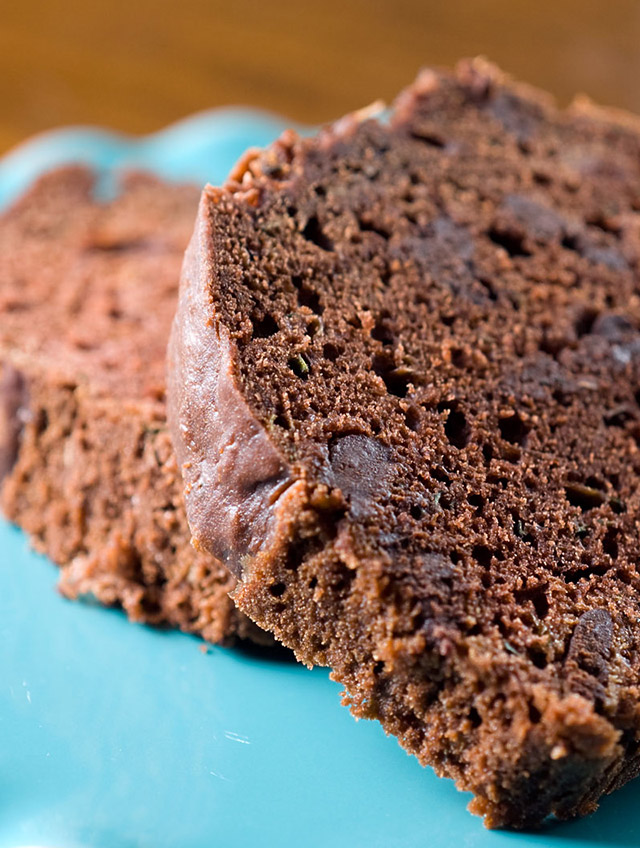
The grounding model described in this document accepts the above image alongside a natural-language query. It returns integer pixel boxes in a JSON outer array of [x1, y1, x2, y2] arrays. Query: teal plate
[[1, 112, 639, 848]]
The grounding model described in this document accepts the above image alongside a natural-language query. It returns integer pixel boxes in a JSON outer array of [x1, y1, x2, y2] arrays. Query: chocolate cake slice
[[170, 59, 640, 826], [0, 166, 265, 644]]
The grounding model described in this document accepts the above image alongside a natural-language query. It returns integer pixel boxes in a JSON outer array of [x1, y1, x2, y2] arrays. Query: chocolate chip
[[581, 244, 629, 272], [488, 92, 541, 145], [415, 552, 455, 600], [328, 434, 394, 518], [431, 217, 475, 263], [566, 608, 613, 682], [500, 195, 568, 243], [591, 313, 635, 340]]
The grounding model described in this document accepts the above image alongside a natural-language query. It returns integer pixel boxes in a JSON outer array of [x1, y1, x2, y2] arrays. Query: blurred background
[[1, 0, 640, 152]]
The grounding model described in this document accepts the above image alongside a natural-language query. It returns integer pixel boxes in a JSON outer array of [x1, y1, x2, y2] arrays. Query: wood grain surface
[[1, 0, 639, 152]]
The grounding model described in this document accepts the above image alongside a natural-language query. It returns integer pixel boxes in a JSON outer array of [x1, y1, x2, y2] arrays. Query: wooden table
[[1, 0, 639, 153]]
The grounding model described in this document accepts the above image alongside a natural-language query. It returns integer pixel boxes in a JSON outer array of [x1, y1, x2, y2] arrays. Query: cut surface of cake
[[0, 166, 265, 644], [169, 60, 640, 825]]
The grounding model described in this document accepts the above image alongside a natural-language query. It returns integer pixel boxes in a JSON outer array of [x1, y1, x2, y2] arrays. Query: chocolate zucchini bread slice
[[170, 59, 640, 825], [0, 166, 265, 644]]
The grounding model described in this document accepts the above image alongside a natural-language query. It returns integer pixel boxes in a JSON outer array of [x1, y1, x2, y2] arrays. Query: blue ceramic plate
[[1, 112, 638, 848]]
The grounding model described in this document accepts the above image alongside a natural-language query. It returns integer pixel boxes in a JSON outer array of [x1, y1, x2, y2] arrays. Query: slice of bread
[[169, 60, 640, 825], [0, 166, 265, 644]]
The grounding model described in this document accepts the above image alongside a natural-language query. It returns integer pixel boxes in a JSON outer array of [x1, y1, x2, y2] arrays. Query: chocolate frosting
[[167, 191, 307, 577], [0, 363, 27, 482]]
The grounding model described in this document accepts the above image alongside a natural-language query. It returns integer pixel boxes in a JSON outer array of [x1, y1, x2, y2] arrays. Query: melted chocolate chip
[[328, 434, 394, 518], [500, 194, 567, 243], [591, 313, 635, 341], [567, 608, 613, 681], [565, 609, 614, 704]]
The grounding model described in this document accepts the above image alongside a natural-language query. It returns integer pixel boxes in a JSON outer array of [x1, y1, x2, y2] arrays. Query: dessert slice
[[0, 166, 265, 643], [169, 60, 640, 825]]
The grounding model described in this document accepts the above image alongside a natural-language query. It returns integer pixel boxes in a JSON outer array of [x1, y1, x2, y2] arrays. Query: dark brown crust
[[170, 59, 640, 825], [0, 167, 268, 645], [168, 201, 306, 577]]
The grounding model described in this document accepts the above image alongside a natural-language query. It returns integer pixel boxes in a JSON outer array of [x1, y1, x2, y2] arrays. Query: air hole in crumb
[[487, 227, 531, 258], [380, 265, 393, 287], [437, 493, 452, 511], [274, 414, 290, 430], [450, 347, 468, 369], [602, 528, 619, 559], [305, 317, 321, 337], [288, 354, 310, 380], [299, 287, 323, 314], [516, 586, 549, 619], [410, 504, 423, 520], [373, 660, 385, 675], [269, 582, 286, 597], [561, 233, 579, 252], [409, 128, 446, 148], [334, 568, 356, 591], [527, 645, 548, 669], [564, 483, 606, 511], [371, 320, 394, 345], [404, 405, 421, 432], [607, 471, 621, 490], [450, 550, 462, 565], [585, 475, 606, 491], [533, 171, 552, 186], [35, 409, 49, 434], [251, 312, 279, 338], [513, 518, 535, 544], [552, 387, 572, 407], [292, 275, 324, 314], [482, 442, 494, 464], [498, 412, 529, 445], [301, 215, 334, 251], [604, 406, 635, 428], [372, 353, 411, 398], [444, 408, 471, 449], [467, 493, 484, 513], [472, 545, 493, 568], [322, 342, 341, 361], [308, 576, 318, 590], [359, 218, 391, 240], [563, 563, 609, 583], [468, 707, 482, 728], [575, 308, 599, 338], [528, 703, 542, 723], [431, 465, 450, 483], [478, 277, 498, 301]]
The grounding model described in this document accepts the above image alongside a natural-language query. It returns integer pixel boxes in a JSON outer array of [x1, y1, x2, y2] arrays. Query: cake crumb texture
[[0, 167, 266, 644], [170, 59, 640, 825]]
